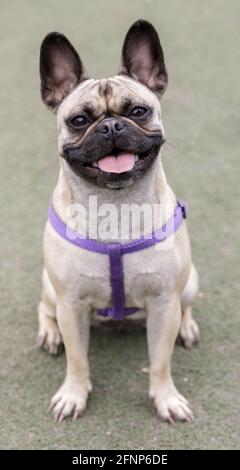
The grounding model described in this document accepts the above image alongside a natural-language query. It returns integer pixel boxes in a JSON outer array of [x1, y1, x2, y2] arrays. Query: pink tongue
[[98, 151, 135, 173]]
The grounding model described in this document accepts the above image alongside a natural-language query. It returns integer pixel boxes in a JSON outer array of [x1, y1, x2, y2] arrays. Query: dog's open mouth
[[63, 136, 164, 188], [77, 147, 156, 175]]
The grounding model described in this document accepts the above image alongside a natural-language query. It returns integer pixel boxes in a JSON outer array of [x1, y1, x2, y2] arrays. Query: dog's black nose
[[98, 118, 125, 138]]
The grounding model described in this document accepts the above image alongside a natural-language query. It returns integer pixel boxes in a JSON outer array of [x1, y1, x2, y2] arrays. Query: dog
[[38, 19, 200, 423]]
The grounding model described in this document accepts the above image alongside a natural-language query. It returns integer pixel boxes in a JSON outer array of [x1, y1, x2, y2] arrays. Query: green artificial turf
[[0, 0, 239, 450]]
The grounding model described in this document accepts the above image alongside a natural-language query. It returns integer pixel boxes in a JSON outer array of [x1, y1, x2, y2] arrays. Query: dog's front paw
[[50, 379, 92, 422], [149, 383, 194, 423], [179, 316, 200, 349]]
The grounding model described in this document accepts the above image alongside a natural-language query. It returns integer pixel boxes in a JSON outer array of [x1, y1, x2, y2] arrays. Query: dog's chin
[[64, 145, 161, 189]]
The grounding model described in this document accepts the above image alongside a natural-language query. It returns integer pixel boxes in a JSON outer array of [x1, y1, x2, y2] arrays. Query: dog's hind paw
[[179, 315, 200, 349], [37, 315, 63, 355]]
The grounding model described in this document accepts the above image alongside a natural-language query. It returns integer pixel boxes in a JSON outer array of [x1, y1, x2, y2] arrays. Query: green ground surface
[[0, 0, 239, 450]]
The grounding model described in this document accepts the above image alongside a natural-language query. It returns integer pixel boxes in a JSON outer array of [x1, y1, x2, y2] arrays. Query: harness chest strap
[[48, 200, 187, 320]]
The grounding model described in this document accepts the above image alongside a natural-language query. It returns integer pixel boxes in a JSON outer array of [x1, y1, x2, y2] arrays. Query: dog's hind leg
[[179, 264, 200, 349], [37, 268, 63, 355]]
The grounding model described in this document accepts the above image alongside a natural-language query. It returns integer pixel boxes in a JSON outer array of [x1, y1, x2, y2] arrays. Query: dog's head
[[40, 20, 168, 189]]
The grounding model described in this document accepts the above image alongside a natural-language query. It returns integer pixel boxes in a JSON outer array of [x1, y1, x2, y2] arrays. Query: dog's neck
[[53, 153, 175, 242]]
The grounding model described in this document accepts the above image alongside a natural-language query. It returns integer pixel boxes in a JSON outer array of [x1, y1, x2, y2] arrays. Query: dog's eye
[[130, 106, 149, 118], [69, 115, 88, 129]]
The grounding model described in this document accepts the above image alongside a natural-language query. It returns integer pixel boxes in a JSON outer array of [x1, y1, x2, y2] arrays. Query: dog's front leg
[[147, 293, 194, 423], [50, 296, 92, 422]]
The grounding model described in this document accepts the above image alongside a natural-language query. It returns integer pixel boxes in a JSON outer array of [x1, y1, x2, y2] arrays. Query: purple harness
[[48, 200, 187, 320]]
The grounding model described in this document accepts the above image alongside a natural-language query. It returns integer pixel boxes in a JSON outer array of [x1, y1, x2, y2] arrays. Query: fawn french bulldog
[[38, 20, 199, 423]]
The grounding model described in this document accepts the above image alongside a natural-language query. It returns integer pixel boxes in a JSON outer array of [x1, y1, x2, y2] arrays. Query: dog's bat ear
[[40, 32, 88, 112], [120, 20, 168, 97]]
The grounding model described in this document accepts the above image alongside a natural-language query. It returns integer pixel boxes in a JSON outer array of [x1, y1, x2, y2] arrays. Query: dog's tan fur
[[38, 25, 199, 423]]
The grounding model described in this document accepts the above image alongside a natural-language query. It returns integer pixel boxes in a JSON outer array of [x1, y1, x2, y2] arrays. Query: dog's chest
[[53, 241, 178, 310]]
